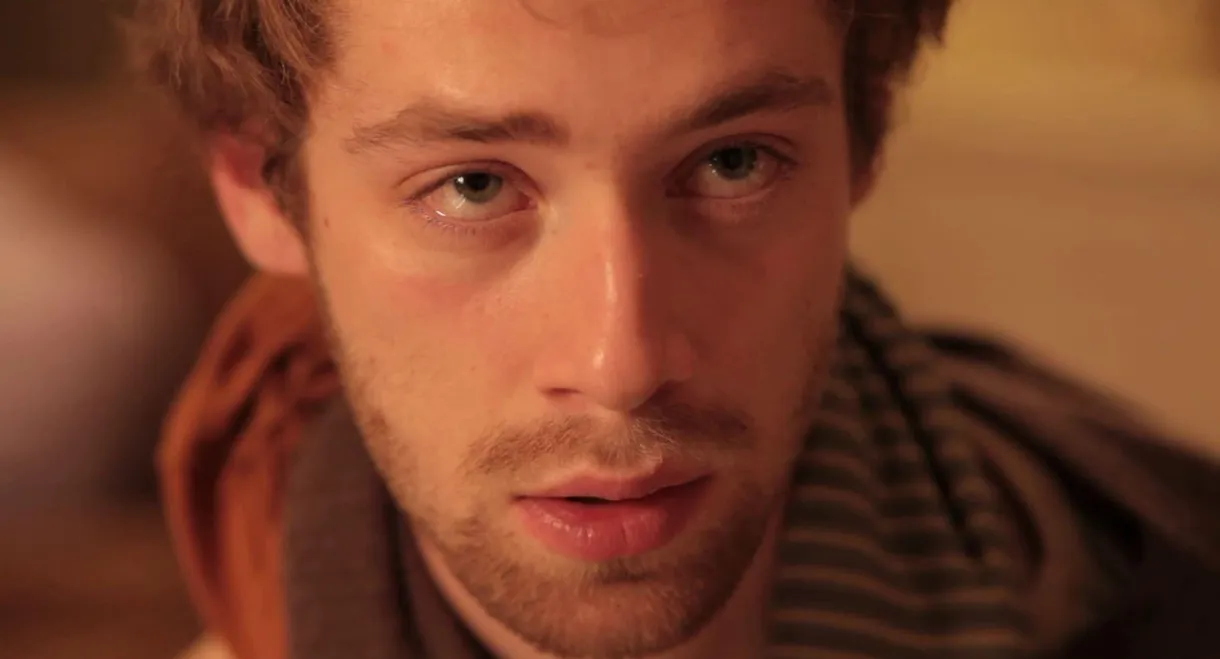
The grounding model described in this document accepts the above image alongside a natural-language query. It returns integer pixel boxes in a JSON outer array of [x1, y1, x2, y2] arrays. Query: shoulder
[[924, 329, 1220, 656], [923, 328, 1220, 569]]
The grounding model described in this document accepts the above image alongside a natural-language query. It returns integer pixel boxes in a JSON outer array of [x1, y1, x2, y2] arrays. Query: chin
[[434, 485, 775, 659]]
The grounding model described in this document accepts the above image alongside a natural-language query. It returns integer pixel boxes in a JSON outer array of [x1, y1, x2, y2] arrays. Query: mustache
[[464, 398, 755, 476]]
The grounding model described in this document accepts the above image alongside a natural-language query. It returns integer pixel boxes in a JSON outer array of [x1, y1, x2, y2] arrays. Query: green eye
[[416, 169, 529, 223], [451, 172, 504, 204]]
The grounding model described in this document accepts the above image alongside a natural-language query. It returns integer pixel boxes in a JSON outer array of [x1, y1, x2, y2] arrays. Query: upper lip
[[522, 464, 707, 501]]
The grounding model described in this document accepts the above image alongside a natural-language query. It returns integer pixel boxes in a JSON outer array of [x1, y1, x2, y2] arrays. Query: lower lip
[[515, 478, 710, 562]]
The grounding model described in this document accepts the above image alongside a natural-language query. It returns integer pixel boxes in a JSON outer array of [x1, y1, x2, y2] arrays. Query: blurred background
[[0, 1, 1216, 658]]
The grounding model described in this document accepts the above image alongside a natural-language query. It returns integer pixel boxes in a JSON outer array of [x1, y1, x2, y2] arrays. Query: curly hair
[[129, 0, 952, 202]]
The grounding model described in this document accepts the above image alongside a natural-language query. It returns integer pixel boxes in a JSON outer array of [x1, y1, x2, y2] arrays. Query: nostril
[[542, 387, 583, 402]]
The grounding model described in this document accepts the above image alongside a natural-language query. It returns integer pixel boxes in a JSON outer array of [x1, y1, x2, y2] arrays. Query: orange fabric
[[159, 274, 340, 659]]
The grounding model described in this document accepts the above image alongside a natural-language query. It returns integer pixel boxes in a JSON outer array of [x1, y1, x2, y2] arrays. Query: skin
[[211, 0, 866, 657]]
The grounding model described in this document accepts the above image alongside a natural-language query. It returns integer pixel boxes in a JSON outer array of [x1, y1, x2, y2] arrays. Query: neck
[[412, 512, 784, 659]]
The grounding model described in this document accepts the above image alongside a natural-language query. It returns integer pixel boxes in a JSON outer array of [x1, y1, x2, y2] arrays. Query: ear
[[207, 135, 309, 275]]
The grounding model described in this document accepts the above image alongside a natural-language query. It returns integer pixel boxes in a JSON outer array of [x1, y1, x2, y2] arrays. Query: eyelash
[[675, 140, 798, 200], [400, 138, 800, 238], [401, 161, 533, 237], [694, 140, 797, 178]]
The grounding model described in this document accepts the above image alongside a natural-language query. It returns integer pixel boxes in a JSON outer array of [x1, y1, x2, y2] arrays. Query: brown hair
[[129, 0, 952, 200]]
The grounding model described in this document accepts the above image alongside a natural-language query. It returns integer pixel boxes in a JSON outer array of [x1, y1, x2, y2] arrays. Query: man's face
[[295, 0, 850, 655]]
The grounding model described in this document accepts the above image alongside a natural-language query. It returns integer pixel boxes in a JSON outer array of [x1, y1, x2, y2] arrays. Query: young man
[[131, 1, 1220, 658]]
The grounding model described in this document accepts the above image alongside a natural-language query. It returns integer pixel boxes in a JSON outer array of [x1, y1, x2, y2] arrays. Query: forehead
[[315, 0, 841, 132]]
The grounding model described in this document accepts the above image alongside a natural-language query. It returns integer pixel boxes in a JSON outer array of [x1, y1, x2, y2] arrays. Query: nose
[[531, 203, 695, 414]]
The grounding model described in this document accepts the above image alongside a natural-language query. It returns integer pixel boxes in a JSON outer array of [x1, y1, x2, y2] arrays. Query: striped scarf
[[283, 270, 1033, 659], [767, 273, 1028, 657]]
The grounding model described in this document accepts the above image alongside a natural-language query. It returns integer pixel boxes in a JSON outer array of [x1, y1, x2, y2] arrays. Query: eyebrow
[[344, 68, 834, 154]]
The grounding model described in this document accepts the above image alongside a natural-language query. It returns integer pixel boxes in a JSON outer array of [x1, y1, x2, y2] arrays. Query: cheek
[[318, 250, 474, 357], [309, 187, 493, 346], [760, 192, 849, 357], [695, 195, 848, 420], [326, 265, 528, 413], [311, 218, 537, 472], [321, 259, 506, 507], [704, 185, 848, 324], [306, 165, 518, 341]]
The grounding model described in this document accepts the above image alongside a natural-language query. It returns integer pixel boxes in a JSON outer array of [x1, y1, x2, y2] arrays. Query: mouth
[[563, 496, 619, 505], [513, 467, 712, 562], [521, 464, 709, 502], [547, 477, 706, 505]]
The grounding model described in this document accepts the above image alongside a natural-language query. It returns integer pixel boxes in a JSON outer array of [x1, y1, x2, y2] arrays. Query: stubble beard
[[417, 474, 778, 659], [318, 275, 840, 659], [349, 368, 832, 658]]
